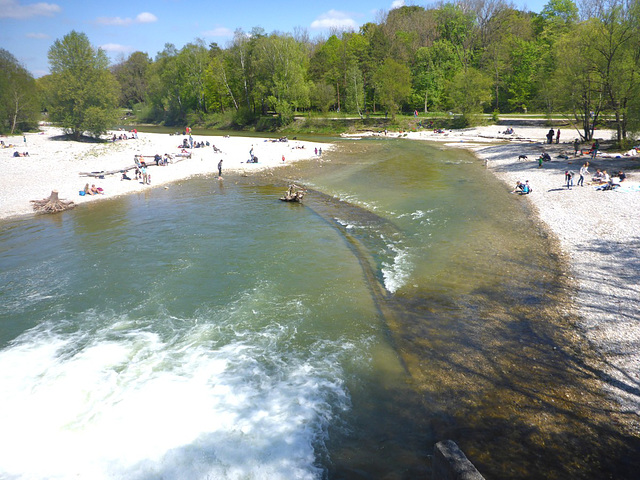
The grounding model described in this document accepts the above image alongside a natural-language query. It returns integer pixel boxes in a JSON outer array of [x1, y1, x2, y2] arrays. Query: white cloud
[[95, 16, 131, 26], [202, 27, 234, 38], [100, 43, 134, 54], [0, 0, 61, 19], [95, 11, 157, 26], [391, 0, 406, 8], [135, 12, 157, 23], [26, 32, 49, 39], [310, 9, 358, 30]]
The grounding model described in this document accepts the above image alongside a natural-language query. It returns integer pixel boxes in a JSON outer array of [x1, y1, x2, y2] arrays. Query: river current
[[1, 138, 637, 479]]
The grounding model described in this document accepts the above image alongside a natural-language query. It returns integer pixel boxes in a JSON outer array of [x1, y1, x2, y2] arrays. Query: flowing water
[[1, 138, 638, 479]]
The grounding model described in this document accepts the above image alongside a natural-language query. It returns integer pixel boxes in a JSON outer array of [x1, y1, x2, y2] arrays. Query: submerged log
[[30, 190, 75, 214]]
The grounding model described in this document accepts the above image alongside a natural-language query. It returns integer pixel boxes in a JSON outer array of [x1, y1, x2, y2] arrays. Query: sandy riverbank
[[0, 127, 330, 220]]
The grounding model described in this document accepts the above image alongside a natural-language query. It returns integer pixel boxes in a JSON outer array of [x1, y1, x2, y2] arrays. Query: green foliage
[[231, 107, 257, 129], [46, 31, 119, 139], [373, 58, 412, 118], [111, 51, 150, 108], [412, 40, 461, 112], [447, 68, 492, 114], [16, 2, 638, 137], [505, 38, 546, 111], [310, 81, 336, 113], [0, 49, 39, 134]]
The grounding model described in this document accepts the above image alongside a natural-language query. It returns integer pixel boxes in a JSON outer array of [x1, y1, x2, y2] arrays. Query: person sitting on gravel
[[511, 180, 531, 195], [592, 169, 604, 183], [511, 181, 524, 193]]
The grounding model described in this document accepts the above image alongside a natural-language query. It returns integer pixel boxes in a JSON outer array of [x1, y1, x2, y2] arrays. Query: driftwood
[[31, 190, 75, 214], [79, 153, 190, 178], [280, 184, 306, 203], [79, 167, 133, 177]]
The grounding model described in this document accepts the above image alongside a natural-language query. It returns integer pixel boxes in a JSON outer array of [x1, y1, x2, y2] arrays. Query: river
[[1, 137, 637, 479]]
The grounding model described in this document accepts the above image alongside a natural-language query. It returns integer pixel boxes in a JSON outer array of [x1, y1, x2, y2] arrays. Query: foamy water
[[0, 307, 354, 480]]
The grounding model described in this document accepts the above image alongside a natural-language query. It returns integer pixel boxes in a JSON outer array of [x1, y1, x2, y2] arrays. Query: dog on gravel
[[518, 154, 528, 161]]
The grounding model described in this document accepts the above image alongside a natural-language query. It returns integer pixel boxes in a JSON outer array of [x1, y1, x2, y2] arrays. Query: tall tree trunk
[[11, 92, 19, 135]]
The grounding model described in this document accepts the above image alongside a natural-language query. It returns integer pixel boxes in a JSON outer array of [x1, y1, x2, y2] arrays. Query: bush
[[202, 111, 234, 129], [451, 114, 471, 129], [256, 116, 279, 131], [231, 107, 257, 129]]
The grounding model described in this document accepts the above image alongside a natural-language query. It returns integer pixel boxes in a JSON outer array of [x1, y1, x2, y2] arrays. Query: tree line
[[1, 0, 639, 145]]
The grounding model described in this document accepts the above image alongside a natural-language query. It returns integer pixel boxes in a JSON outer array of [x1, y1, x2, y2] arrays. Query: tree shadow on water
[[387, 241, 640, 480]]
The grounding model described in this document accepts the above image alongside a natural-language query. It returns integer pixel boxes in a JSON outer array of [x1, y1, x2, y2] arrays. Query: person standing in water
[[218, 159, 223, 178]]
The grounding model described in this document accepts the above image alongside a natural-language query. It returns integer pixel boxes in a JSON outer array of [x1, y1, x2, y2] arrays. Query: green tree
[[412, 40, 461, 112], [551, 23, 605, 141], [435, 3, 477, 69], [504, 37, 545, 112], [0, 48, 39, 134], [372, 57, 412, 118], [203, 43, 236, 113], [540, 0, 579, 25], [177, 40, 210, 117], [344, 64, 365, 117], [309, 35, 345, 111], [589, 0, 640, 145], [447, 67, 492, 114], [479, 7, 536, 112], [310, 81, 336, 113], [111, 51, 151, 108], [251, 33, 310, 124], [46, 31, 119, 139]]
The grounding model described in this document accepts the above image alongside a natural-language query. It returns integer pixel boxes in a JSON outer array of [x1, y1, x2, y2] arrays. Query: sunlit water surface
[[2, 138, 636, 479]]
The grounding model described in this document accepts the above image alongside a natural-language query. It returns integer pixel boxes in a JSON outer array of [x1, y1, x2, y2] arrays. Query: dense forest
[[1, 0, 639, 145]]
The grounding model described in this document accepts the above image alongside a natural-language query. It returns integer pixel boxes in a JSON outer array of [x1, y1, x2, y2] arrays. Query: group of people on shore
[[511, 180, 532, 194], [81, 183, 103, 196], [546, 129, 561, 144], [573, 138, 600, 158], [564, 162, 626, 190]]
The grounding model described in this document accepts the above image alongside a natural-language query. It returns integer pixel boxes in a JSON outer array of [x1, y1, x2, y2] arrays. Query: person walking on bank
[[565, 170, 574, 189], [591, 139, 600, 159], [546, 129, 554, 144], [577, 162, 589, 187], [556, 129, 561, 144], [573, 138, 580, 156], [218, 159, 223, 178]]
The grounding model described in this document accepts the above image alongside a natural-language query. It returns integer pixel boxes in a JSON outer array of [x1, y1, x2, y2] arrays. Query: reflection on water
[[1, 138, 639, 479], [289, 139, 640, 479]]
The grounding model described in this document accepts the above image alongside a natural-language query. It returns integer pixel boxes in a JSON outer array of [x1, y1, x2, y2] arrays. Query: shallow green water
[[1, 138, 637, 479]]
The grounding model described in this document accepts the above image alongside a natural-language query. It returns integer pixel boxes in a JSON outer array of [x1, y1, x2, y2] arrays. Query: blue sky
[[1, 0, 548, 77]]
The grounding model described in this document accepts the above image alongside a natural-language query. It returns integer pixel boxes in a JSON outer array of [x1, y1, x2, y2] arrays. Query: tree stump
[[280, 184, 306, 203], [31, 190, 75, 214]]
